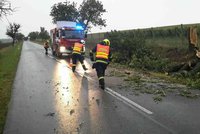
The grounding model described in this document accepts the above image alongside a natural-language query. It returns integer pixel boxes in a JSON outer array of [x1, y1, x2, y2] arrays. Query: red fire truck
[[50, 21, 86, 57]]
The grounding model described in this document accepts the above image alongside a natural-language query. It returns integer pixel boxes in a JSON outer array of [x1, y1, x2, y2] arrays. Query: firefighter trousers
[[95, 62, 107, 90], [44, 47, 48, 54], [72, 53, 87, 72]]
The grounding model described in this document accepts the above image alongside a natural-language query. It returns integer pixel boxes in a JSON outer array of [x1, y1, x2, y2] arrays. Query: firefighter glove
[[92, 63, 96, 69]]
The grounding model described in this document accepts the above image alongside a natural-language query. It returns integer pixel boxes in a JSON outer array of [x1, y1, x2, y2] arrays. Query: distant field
[[86, 23, 200, 49], [0, 43, 12, 49], [0, 39, 13, 49]]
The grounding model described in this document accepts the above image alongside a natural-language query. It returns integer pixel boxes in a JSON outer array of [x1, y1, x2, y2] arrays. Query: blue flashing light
[[76, 25, 83, 30]]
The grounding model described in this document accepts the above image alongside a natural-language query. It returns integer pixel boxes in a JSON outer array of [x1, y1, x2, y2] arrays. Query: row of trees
[[27, 0, 107, 41], [2, 0, 107, 43], [0, 0, 24, 45], [5, 23, 49, 44], [28, 27, 50, 41], [1, 0, 49, 43]]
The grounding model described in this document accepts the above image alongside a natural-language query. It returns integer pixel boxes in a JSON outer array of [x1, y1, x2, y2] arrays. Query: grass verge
[[0, 43, 22, 134]]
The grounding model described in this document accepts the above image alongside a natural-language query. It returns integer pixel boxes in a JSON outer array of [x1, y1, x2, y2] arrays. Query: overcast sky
[[1, 0, 200, 39]]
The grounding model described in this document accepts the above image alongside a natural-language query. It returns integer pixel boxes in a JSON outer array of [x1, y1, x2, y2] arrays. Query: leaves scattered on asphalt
[[45, 80, 51, 84], [54, 82, 60, 87], [153, 96, 162, 103], [70, 109, 75, 115], [178, 89, 200, 98], [62, 87, 68, 89], [96, 99, 100, 106], [45, 112, 55, 117], [79, 121, 84, 129]]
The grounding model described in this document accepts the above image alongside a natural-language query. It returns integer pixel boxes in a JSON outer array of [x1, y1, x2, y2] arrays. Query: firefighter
[[43, 40, 49, 54], [89, 39, 112, 90], [71, 40, 88, 72]]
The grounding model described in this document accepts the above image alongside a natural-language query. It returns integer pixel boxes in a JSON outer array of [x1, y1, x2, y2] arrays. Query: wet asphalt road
[[3, 41, 200, 134]]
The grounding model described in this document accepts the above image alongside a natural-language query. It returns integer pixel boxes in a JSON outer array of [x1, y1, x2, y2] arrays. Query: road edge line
[[106, 87, 153, 115]]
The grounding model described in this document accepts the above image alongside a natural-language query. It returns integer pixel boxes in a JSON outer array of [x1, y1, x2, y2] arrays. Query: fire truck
[[50, 21, 86, 57]]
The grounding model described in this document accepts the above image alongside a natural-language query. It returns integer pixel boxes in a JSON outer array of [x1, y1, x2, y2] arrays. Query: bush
[[107, 30, 169, 71], [108, 30, 147, 63], [111, 52, 127, 64], [129, 54, 169, 71]]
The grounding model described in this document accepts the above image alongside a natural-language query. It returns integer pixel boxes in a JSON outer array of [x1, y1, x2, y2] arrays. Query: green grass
[[0, 43, 22, 134]]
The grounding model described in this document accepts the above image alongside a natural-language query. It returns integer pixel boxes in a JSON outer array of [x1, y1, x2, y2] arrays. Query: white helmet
[[80, 40, 85, 44]]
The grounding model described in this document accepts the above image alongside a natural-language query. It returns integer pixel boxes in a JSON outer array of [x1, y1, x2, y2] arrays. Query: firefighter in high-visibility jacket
[[90, 39, 112, 90], [72, 40, 88, 72], [43, 40, 49, 55]]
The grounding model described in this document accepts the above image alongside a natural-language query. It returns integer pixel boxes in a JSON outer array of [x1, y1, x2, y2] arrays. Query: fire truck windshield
[[62, 30, 84, 39]]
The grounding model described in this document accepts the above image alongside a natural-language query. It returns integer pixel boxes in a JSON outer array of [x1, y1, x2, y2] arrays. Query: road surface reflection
[[53, 59, 107, 133], [53, 60, 80, 133]]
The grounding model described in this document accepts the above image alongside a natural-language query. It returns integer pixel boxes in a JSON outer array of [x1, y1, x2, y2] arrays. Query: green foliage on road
[[0, 43, 22, 134]]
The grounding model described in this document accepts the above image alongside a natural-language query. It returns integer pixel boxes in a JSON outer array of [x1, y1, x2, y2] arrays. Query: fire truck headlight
[[60, 46, 65, 52]]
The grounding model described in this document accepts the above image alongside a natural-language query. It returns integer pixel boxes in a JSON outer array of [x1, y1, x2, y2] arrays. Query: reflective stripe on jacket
[[73, 43, 83, 54], [96, 44, 110, 59]]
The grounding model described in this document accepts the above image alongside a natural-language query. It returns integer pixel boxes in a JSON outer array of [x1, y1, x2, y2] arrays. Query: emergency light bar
[[76, 25, 83, 30]]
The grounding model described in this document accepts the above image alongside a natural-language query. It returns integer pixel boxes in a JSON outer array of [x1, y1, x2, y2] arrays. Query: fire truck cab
[[50, 21, 85, 57]]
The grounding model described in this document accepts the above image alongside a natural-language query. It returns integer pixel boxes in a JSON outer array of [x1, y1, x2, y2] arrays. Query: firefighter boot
[[99, 79, 105, 90], [82, 65, 88, 71], [72, 66, 76, 72], [45, 48, 48, 55]]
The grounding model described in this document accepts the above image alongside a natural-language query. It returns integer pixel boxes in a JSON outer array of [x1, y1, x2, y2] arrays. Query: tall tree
[[50, 1, 78, 23], [38, 27, 50, 40], [50, 0, 106, 32], [78, 0, 106, 31], [6, 23, 20, 45], [16, 33, 25, 41], [0, 0, 13, 18], [28, 31, 39, 40]]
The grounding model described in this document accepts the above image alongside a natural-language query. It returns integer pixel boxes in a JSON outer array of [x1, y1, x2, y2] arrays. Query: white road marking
[[106, 87, 153, 114]]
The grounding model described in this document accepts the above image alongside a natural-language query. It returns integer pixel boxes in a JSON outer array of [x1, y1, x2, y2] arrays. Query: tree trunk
[[12, 38, 15, 46]]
